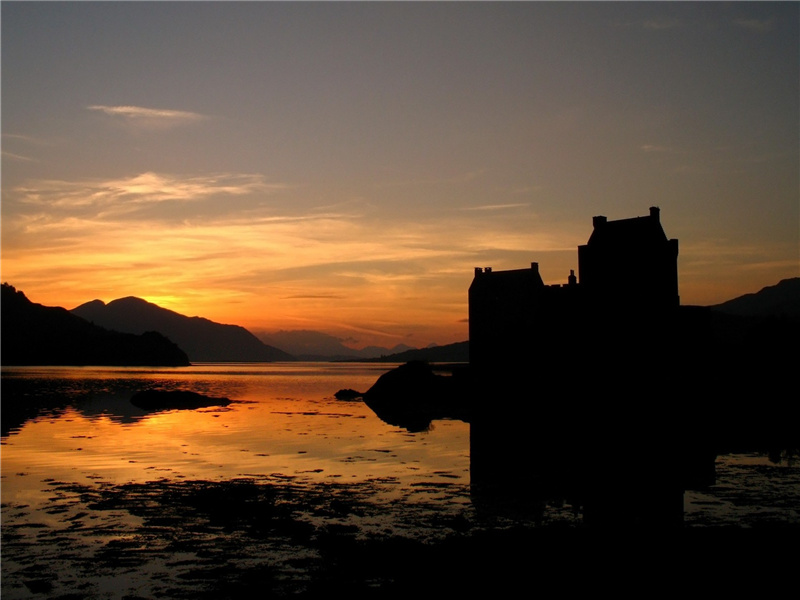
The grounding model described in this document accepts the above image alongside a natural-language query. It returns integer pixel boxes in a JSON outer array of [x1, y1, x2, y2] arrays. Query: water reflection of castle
[[467, 208, 714, 527]]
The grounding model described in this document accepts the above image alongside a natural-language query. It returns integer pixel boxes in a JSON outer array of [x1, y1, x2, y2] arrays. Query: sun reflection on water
[[1, 364, 472, 511]]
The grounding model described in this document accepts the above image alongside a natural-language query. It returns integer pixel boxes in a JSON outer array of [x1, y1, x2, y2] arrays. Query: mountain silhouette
[[71, 297, 294, 363], [256, 329, 416, 361], [1, 283, 189, 366], [358, 341, 470, 363], [710, 277, 800, 320]]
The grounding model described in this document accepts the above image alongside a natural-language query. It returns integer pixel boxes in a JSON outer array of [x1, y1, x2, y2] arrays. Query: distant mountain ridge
[[710, 277, 800, 320], [71, 297, 294, 363], [357, 341, 470, 363], [1, 283, 189, 366], [7, 277, 795, 366], [366, 279, 800, 364], [256, 329, 416, 361]]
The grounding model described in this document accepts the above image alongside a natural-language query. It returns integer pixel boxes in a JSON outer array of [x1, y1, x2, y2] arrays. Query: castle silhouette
[[467, 207, 713, 526], [469, 206, 681, 373]]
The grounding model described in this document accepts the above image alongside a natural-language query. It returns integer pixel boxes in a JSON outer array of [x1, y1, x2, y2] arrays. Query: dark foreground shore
[[3, 452, 799, 599]]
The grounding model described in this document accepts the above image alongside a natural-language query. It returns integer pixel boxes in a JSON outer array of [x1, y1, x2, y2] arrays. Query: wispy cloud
[[733, 18, 775, 34], [14, 171, 281, 213], [283, 294, 345, 300], [3, 133, 50, 144], [2, 151, 37, 162], [2, 133, 52, 162], [642, 18, 682, 30], [87, 104, 207, 128], [461, 203, 530, 211], [377, 169, 486, 188], [640, 144, 678, 153], [1, 197, 583, 347], [615, 18, 682, 31]]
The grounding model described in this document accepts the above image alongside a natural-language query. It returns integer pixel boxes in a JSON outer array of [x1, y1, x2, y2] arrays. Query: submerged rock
[[130, 389, 231, 411]]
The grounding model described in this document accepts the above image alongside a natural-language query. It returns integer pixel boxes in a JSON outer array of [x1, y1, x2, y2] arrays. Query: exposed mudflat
[[2, 452, 798, 599]]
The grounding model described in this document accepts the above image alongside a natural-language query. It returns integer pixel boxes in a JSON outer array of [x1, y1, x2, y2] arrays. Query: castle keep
[[468, 207, 680, 372], [467, 208, 715, 524]]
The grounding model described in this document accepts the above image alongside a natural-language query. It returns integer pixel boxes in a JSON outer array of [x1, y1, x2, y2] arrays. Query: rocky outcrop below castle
[[1, 283, 190, 367]]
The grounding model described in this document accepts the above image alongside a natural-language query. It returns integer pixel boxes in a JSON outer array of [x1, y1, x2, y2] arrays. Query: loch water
[[2, 363, 798, 598]]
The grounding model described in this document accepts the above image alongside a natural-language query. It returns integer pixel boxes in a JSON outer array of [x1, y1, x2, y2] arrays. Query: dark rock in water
[[130, 390, 231, 411], [362, 361, 471, 432], [334, 388, 363, 400]]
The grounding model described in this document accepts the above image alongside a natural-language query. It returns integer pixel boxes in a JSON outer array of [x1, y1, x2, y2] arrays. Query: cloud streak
[[13, 172, 283, 215], [88, 104, 206, 121], [1, 190, 578, 340], [642, 18, 682, 30], [640, 144, 677, 153], [733, 18, 775, 34], [87, 104, 208, 128], [2, 151, 37, 162], [461, 203, 530, 212]]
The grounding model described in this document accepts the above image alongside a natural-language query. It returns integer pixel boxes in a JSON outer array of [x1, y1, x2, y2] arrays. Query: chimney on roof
[[649, 206, 660, 222], [592, 215, 607, 229], [531, 262, 539, 274], [568, 269, 577, 286]]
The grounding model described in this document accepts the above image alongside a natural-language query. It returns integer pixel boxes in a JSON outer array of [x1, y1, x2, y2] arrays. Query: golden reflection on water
[[1, 364, 472, 509]]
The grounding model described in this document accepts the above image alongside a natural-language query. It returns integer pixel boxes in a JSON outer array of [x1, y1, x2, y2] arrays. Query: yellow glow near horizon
[[3, 3, 797, 347], [2, 177, 597, 345], [2, 193, 795, 347]]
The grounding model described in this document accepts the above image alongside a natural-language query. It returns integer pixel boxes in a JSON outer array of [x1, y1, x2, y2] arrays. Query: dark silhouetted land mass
[[711, 277, 800, 319], [1, 283, 190, 366], [355, 340, 469, 363], [258, 329, 415, 361], [72, 296, 295, 363]]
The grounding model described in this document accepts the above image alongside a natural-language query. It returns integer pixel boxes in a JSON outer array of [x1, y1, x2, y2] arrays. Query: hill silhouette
[[71, 297, 294, 363], [357, 341, 469, 363], [257, 329, 415, 361], [346, 279, 798, 364], [711, 277, 800, 320], [1, 283, 189, 366]]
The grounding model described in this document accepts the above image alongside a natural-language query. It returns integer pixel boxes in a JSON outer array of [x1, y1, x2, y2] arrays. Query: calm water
[[1, 364, 475, 518], [2, 363, 798, 598], [1, 363, 476, 598], [2, 363, 468, 487]]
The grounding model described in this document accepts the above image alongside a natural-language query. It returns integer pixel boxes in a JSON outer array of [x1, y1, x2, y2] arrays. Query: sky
[[2, 1, 798, 349]]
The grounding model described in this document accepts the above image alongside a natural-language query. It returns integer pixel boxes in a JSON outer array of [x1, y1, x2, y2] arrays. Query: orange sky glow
[[2, 3, 797, 349]]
